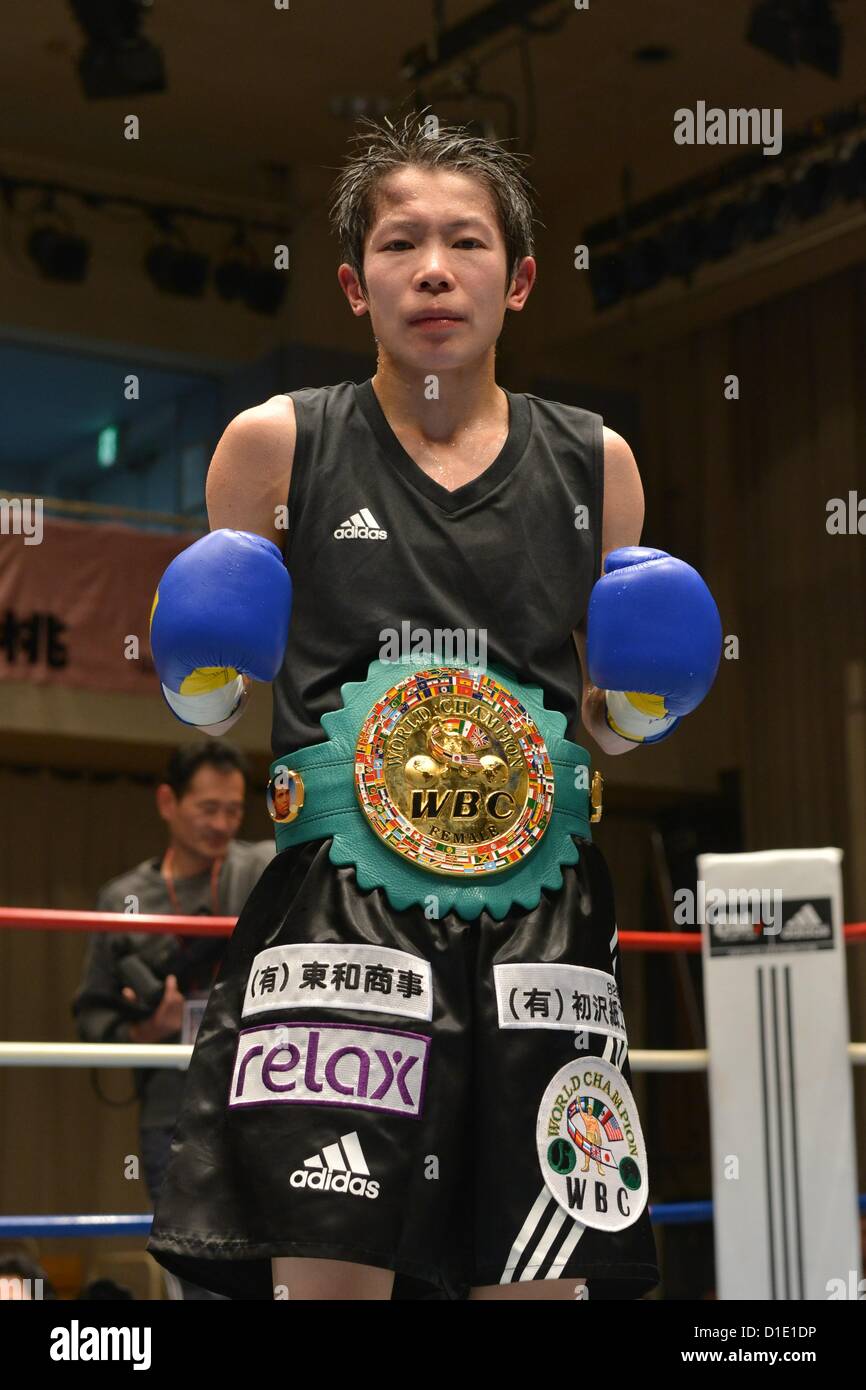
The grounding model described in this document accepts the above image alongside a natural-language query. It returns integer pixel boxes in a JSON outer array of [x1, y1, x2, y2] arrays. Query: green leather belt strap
[[268, 655, 595, 922]]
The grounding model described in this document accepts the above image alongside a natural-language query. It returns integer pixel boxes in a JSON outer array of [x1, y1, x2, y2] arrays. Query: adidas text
[[290, 1168, 379, 1199], [334, 508, 387, 540], [334, 524, 388, 539]]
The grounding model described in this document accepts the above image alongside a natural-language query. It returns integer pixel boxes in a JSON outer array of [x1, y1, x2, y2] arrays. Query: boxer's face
[[341, 165, 534, 369]]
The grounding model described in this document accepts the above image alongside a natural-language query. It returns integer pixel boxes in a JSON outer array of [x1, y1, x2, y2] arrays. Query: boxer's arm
[[205, 394, 297, 550], [574, 426, 645, 757], [166, 396, 296, 734]]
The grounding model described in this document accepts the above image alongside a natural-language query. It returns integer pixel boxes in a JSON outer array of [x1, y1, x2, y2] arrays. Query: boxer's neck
[[370, 362, 505, 445], [370, 365, 509, 491]]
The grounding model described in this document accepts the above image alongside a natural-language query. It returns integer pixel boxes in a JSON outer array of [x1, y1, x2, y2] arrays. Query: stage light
[[213, 255, 249, 302], [213, 236, 258, 304], [241, 266, 288, 316], [26, 223, 90, 282], [214, 230, 288, 314], [143, 240, 209, 297]]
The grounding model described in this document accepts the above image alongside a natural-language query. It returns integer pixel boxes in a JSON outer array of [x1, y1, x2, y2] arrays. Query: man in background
[[72, 741, 274, 1300]]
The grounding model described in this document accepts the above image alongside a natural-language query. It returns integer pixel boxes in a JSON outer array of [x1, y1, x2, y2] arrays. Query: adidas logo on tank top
[[333, 507, 387, 540]]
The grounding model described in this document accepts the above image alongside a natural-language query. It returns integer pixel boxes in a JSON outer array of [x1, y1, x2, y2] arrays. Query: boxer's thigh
[[271, 1256, 394, 1300], [469, 1276, 588, 1301]]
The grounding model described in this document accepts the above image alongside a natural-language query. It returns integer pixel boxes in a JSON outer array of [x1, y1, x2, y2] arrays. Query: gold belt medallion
[[354, 666, 554, 877]]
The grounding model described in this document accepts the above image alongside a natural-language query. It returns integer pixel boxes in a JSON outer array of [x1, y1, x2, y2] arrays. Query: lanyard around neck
[[160, 847, 223, 917]]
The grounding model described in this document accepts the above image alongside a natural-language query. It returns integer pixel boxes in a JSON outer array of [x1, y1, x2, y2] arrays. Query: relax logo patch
[[536, 1055, 648, 1231], [229, 1022, 429, 1118]]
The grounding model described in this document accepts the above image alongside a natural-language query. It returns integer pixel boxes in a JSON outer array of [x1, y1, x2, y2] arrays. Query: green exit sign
[[98, 426, 118, 467]]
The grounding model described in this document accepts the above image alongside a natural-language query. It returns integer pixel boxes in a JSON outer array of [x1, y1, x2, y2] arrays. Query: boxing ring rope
[[2, 1041, 866, 1070], [7, 1195, 866, 1241], [3, 906, 866, 944], [1, 906, 865, 1245]]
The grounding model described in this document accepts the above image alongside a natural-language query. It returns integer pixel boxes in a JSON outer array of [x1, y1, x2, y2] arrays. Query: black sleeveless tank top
[[271, 378, 604, 757]]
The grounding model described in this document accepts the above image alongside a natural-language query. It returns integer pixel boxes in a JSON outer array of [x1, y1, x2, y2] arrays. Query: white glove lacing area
[[604, 688, 679, 743], [161, 673, 246, 728]]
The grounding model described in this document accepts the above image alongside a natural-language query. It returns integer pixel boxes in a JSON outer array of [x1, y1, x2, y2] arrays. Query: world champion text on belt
[[265, 654, 602, 921]]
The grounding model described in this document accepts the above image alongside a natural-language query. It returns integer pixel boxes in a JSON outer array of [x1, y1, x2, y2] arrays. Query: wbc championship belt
[[267, 655, 600, 922]]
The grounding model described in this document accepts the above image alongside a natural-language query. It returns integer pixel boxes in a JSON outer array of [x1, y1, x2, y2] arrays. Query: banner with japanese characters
[[0, 510, 197, 694]]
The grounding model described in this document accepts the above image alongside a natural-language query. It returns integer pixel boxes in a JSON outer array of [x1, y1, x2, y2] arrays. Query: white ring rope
[[0, 1041, 192, 1069], [1, 1041, 865, 1071]]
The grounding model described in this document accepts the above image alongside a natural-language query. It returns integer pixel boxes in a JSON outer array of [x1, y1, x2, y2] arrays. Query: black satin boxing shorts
[[146, 836, 659, 1300]]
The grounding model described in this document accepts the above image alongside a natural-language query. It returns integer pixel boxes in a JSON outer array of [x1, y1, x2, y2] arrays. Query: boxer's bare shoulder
[[601, 426, 644, 556], [205, 394, 296, 553]]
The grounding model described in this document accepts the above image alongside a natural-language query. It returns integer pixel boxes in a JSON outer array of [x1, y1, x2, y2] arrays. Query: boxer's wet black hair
[[164, 742, 250, 800], [328, 107, 539, 295]]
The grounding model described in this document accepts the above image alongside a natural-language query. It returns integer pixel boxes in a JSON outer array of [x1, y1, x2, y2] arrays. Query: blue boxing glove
[[149, 529, 291, 734], [586, 547, 722, 744]]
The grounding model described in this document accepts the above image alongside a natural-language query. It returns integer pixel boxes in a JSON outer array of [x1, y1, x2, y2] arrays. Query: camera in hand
[[114, 919, 226, 1019]]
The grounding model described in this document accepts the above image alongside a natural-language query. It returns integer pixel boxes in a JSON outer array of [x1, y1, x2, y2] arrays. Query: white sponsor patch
[[536, 1056, 648, 1232], [242, 943, 432, 1021], [229, 1021, 429, 1118], [494, 963, 627, 1039]]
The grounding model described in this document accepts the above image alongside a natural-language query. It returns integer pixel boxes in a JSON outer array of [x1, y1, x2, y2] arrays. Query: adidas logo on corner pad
[[334, 507, 388, 540], [290, 1131, 380, 1199]]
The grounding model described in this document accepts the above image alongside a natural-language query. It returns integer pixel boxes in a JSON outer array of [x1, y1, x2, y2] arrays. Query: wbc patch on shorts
[[242, 943, 433, 1022], [536, 1055, 648, 1232], [494, 962, 627, 1040], [229, 1021, 430, 1118]]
